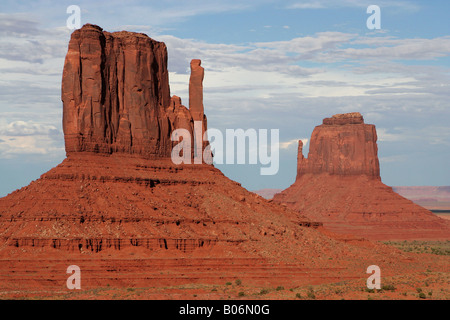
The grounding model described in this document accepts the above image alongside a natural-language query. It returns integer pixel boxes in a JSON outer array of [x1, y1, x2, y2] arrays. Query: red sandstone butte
[[0, 25, 447, 299], [62, 23, 207, 159], [297, 112, 379, 178], [274, 112, 450, 241]]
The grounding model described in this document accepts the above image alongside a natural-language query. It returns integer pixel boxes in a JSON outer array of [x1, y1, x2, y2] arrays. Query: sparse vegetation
[[259, 289, 269, 295], [235, 279, 242, 286], [307, 287, 316, 299], [381, 284, 396, 291], [382, 240, 450, 256], [238, 291, 245, 297], [276, 286, 284, 291]]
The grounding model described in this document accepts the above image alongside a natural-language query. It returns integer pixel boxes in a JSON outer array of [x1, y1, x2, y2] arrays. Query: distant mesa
[[273, 112, 450, 240], [393, 186, 450, 211], [253, 188, 283, 200]]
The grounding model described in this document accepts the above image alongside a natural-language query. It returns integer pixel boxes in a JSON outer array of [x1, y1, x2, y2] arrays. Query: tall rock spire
[[188, 59, 208, 161], [188, 59, 204, 122]]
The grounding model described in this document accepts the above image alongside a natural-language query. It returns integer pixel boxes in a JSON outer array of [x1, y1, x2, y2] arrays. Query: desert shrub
[[419, 292, 426, 299], [238, 292, 245, 297], [276, 286, 284, 291], [307, 288, 316, 299], [235, 279, 242, 286], [381, 284, 396, 291]]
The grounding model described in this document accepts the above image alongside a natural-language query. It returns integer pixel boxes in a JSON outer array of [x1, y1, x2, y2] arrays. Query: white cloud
[[377, 128, 406, 142], [379, 154, 408, 163], [377, 127, 450, 147], [161, 32, 450, 108], [0, 13, 41, 37], [287, 0, 419, 11], [0, 14, 70, 63], [253, 32, 357, 57], [0, 135, 64, 158], [0, 121, 59, 136], [288, 1, 326, 9], [0, 120, 64, 158], [279, 138, 308, 150], [336, 37, 450, 61]]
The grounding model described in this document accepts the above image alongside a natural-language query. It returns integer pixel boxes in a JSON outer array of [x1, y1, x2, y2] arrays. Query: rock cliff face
[[297, 112, 380, 178], [274, 112, 450, 240], [62, 24, 171, 157], [62, 24, 207, 159]]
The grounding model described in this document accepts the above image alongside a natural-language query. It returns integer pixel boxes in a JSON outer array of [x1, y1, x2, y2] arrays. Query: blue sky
[[0, 0, 449, 196]]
